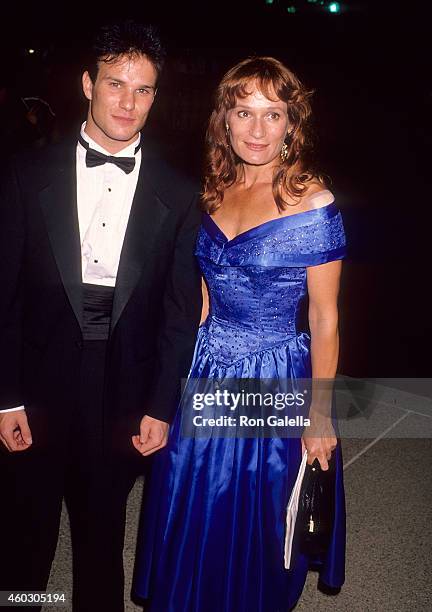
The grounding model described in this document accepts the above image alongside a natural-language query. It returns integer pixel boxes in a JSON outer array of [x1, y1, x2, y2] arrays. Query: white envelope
[[284, 450, 308, 569]]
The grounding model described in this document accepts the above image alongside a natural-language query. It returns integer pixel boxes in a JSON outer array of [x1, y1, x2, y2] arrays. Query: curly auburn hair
[[202, 56, 325, 213]]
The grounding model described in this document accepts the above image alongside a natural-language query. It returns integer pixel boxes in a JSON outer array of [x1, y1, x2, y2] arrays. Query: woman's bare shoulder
[[280, 181, 334, 215], [299, 182, 335, 211]]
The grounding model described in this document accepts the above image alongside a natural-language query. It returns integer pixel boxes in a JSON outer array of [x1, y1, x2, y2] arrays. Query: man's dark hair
[[87, 20, 165, 82]]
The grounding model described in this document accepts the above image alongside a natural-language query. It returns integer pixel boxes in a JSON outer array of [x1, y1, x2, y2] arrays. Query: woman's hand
[[301, 417, 337, 470]]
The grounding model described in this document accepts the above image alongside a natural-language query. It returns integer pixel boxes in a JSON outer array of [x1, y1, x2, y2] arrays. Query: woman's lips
[[244, 142, 268, 151]]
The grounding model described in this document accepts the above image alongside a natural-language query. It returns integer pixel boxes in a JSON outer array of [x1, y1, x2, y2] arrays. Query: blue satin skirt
[[134, 329, 346, 612]]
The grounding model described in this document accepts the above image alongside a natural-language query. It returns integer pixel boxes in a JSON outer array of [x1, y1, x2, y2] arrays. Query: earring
[[225, 124, 231, 148], [280, 142, 289, 163]]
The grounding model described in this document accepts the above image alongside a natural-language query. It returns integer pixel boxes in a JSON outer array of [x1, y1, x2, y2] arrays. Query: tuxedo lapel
[[110, 163, 170, 333], [39, 152, 83, 329]]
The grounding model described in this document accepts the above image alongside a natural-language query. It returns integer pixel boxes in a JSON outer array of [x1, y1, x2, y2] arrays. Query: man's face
[[82, 53, 157, 153]]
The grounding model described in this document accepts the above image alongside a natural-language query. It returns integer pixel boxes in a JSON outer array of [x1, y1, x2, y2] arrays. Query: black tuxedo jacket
[[0, 140, 202, 437]]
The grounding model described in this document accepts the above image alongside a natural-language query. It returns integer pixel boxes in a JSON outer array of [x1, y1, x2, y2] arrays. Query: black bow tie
[[78, 134, 141, 174]]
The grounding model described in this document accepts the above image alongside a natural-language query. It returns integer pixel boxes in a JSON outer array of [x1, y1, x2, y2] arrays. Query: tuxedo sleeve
[[146, 193, 202, 423], [0, 159, 25, 411]]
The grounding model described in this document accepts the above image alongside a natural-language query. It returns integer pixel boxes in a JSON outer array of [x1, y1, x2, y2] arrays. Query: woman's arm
[[302, 259, 342, 469], [200, 277, 209, 325]]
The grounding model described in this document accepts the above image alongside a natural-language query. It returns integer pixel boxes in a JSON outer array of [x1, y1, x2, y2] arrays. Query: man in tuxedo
[[0, 20, 201, 611]]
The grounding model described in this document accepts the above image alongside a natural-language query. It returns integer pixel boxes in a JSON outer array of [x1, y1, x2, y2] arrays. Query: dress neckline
[[203, 202, 338, 247]]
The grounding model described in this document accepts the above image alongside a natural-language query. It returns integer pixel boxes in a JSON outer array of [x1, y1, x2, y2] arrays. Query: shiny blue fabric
[[134, 203, 347, 611]]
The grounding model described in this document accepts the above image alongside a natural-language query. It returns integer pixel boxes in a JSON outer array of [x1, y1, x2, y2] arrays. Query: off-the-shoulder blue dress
[[134, 202, 347, 611]]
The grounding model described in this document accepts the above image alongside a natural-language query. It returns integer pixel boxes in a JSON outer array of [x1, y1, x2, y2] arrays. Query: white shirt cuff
[[0, 405, 25, 413]]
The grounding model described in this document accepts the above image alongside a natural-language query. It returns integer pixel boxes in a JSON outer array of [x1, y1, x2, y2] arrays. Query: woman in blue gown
[[134, 56, 346, 611]]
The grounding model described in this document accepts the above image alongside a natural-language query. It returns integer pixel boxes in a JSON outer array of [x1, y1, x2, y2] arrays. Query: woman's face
[[225, 82, 290, 168]]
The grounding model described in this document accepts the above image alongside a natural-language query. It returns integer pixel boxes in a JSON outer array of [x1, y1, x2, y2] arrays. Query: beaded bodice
[[196, 203, 346, 365]]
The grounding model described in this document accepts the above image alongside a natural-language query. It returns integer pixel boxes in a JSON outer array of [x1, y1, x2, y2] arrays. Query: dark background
[[1, 0, 430, 377]]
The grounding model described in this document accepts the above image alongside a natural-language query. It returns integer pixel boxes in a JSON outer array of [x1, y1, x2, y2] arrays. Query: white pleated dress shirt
[[78, 123, 141, 286], [2, 123, 142, 412]]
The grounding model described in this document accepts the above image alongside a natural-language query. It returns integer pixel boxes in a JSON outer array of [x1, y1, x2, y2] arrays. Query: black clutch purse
[[294, 454, 336, 557]]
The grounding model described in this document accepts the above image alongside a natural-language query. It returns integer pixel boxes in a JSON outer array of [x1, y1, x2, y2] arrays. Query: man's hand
[[0, 410, 33, 452], [132, 415, 169, 457]]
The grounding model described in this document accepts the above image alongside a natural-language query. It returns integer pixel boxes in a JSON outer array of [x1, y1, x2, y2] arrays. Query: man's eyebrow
[[102, 76, 156, 89]]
